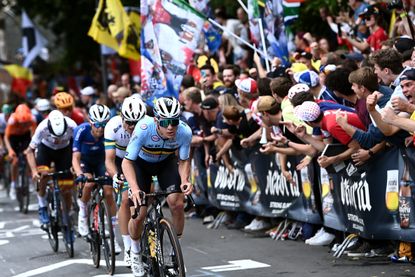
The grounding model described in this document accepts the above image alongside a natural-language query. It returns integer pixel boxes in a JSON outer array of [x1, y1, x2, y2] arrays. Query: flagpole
[[258, 18, 270, 72], [237, 0, 248, 13], [208, 18, 272, 63], [99, 47, 108, 100]]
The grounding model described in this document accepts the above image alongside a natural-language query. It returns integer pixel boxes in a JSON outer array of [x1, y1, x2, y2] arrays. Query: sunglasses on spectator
[[158, 118, 180, 128], [92, 121, 107, 128]]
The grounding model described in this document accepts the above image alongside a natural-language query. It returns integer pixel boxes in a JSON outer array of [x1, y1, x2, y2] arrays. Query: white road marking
[[187, 246, 209, 255], [0, 239, 9, 246], [11, 225, 29, 232], [201, 259, 270, 272], [13, 259, 128, 277], [0, 222, 5, 229]]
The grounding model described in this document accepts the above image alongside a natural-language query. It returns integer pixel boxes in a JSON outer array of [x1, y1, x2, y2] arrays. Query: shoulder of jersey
[[107, 115, 122, 127]]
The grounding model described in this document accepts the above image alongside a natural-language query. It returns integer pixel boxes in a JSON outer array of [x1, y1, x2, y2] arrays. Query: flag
[[88, 0, 140, 60], [203, 22, 222, 53], [3, 64, 33, 98], [282, 0, 301, 24], [119, 7, 140, 60], [248, 0, 261, 46], [21, 10, 47, 68], [189, 0, 210, 15], [141, 0, 204, 104]]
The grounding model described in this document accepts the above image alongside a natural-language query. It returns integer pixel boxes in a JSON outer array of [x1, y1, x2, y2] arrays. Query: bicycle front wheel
[[100, 199, 115, 275], [158, 218, 185, 277], [46, 188, 59, 252]]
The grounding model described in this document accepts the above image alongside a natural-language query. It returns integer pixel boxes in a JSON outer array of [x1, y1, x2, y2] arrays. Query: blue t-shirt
[[73, 122, 105, 158], [125, 116, 192, 163]]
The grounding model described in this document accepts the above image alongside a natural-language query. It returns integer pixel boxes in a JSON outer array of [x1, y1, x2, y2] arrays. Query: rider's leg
[[120, 190, 131, 249], [167, 193, 185, 236], [128, 206, 147, 254]]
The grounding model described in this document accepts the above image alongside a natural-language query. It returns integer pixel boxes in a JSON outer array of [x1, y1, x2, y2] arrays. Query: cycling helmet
[[14, 104, 32, 123], [153, 97, 181, 118], [54, 92, 74, 109], [88, 104, 110, 123], [47, 110, 67, 137], [2, 104, 12, 115], [35, 98, 51, 112], [121, 96, 146, 121]]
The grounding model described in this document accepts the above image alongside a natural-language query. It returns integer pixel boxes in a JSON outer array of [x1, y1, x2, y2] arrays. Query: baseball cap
[[290, 62, 308, 74], [201, 97, 219, 110], [235, 78, 257, 94], [293, 70, 320, 88], [257, 96, 278, 112], [80, 86, 95, 96], [319, 64, 337, 75], [340, 52, 364, 62], [358, 5, 380, 18], [394, 37, 415, 54], [400, 68, 415, 82], [294, 101, 321, 122], [288, 83, 310, 100]]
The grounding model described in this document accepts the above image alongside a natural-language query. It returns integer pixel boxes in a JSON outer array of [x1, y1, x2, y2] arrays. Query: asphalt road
[[0, 189, 413, 277]]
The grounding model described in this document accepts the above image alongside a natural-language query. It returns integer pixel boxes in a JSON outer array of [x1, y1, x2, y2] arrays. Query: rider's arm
[[123, 128, 145, 194], [4, 124, 13, 155], [25, 146, 38, 176], [178, 159, 190, 184], [105, 148, 118, 178], [122, 158, 139, 194], [72, 151, 83, 176]]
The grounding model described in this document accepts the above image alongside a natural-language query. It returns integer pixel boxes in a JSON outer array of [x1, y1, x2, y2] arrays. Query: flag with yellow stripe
[[88, 0, 140, 60], [3, 64, 33, 98]]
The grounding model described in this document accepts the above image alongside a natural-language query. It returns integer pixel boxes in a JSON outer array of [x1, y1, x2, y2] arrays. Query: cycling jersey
[[5, 113, 36, 137], [71, 107, 85, 125], [73, 122, 105, 157], [125, 116, 192, 163], [104, 115, 137, 158], [29, 116, 77, 150]]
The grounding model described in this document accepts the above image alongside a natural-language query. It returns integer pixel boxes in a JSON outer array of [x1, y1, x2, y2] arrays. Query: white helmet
[[48, 110, 67, 137], [88, 104, 110, 123], [121, 96, 146, 121], [153, 97, 181, 118], [36, 99, 51, 112]]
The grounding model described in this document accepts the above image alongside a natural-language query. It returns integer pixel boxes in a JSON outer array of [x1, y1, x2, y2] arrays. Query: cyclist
[[0, 104, 12, 154], [32, 98, 51, 124], [122, 97, 193, 277], [54, 92, 85, 125], [25, 110, 77, 230], [4, 104, 36, 200], [73, 104, 118, 246], [104, 96, 147, 266]]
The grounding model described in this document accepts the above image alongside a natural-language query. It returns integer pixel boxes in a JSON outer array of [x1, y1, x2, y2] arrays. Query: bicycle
[[132, 189, 195, 277], [16, 151, 30, 213], [44, 170, 76, 258], [79, 176, 116, 275]]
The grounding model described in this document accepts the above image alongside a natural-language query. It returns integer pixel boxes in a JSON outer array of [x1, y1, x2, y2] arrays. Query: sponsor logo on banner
[[214, 165, 245, 191], [340, 173, 372, 212], [265, 169, 300, 197]]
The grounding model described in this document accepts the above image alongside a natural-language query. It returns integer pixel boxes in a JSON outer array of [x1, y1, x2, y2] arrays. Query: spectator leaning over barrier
[[334, 67, 391, 165], [235, 77, 258, 109], [371, 68, 415, 137], [293, 101, 366, 169]]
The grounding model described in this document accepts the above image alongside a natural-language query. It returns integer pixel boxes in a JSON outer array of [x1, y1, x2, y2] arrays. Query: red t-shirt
[[71, 108, 85, 125], [366, 27, 387, 51], [321, 110, 366, 145]]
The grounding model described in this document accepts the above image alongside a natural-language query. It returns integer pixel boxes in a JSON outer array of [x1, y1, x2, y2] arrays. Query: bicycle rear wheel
[[17, 170, 30, 214], [88, 203, 101, 268], [46, 188, 59, 252], [100, 199, 115, 275], [158, 218, 185, 277]]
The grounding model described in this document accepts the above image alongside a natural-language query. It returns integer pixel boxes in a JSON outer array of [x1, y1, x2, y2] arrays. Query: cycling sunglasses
[[124, 119, 137, 127], [92, 121, 107, 128], [158, 118, 180, 128]]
